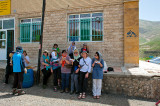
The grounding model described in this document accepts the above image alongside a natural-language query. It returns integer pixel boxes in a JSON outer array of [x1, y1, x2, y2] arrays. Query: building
[[0, 0, 139, 67]]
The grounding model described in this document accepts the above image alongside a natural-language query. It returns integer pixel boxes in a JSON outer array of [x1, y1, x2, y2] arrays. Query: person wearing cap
[[41, 50, 51, 89], [4, 51, 14, 84], [59, 50, 72, 93], [78, 51, 92, 99], [92, 52, 104, 99], [12, 46, 26, 96], [70, 49, 82, 95], [68, 41, 76, 59], [80, 43, 89, 54], [23, 50, 30, 68]]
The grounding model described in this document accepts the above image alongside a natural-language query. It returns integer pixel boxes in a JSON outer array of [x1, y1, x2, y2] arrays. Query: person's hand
[[10, 64, 13, 66], [24, 68, 27, 74], [46, 64, 49, 66], [75, 69, 79, 73], [51, 69, 53, 73], [78, 65, 81, 68], [62, 57, 66, 61], [94, 60, 98, 63], [45, 59, 49, 63], [85, 73, 89, 78]]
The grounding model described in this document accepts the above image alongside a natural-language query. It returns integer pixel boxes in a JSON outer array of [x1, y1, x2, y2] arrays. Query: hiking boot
[[42, 85, 47, 89], [65, 88, 69, 93], [70, 91, 74, 95], [60, 89, 65, 93]]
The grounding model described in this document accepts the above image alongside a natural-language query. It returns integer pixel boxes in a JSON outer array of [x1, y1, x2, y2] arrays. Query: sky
[[139, 0, 160, 21]]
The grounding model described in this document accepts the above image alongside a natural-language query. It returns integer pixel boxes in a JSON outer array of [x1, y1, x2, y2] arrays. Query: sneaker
[[12, 88, 17, 95], [60, 89, 64, 93], [14, 89, 26, 96]]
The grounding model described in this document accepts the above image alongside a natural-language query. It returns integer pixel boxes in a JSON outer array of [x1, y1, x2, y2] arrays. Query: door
[[0, 31, 7, 60], [7, 30, 14, 60]]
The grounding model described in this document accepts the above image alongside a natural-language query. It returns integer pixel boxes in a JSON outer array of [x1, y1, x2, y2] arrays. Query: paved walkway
[[0, 83, 156, 106], [127, 61, 160, 76]]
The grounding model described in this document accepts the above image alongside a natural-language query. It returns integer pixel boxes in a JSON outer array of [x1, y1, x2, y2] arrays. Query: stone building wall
[[0, 68, 159, 100], [13, 4, 124, 67]]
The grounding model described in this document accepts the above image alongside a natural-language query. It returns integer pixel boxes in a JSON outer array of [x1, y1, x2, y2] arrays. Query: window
[[0, 20, 2, 29], [68, 13, 103, 42], [3, 19, 14, 29], [20, 18, 41, 43]]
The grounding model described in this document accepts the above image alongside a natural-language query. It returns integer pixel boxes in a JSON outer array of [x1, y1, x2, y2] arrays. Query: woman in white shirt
[[23, 50, 30, 67], [78, 51, 92, 99]]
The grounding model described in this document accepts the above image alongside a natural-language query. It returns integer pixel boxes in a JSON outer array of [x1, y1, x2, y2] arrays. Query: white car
[[147, 57, 160, 64]]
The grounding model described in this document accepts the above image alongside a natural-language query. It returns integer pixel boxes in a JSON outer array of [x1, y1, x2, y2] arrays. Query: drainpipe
[[36, 0, 46, 84]]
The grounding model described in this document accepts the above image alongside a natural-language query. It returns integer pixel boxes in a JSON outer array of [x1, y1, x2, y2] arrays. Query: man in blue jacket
[[12, 46, 26, 96]]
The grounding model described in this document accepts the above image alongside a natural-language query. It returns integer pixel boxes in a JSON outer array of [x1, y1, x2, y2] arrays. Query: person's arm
[[65, 56, 71, 64], [85, 58, 92, 78], [88, 58, 92, 73], [92, 59, 96, 67], [98, 59, 104, 68], [41, 57, 49, 66], [25, 56, 30, 64], [21, 55, 25, 68], [59, 57, 63, 64], [57, 48, 60, 53]]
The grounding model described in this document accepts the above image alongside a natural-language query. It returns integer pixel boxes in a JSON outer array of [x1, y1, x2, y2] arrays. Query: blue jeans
[[71, 73, 79, 92], [61, 73, 70, 90]]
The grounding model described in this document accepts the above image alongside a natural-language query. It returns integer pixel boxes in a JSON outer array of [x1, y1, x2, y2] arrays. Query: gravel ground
[[0, 82, 156, 106]]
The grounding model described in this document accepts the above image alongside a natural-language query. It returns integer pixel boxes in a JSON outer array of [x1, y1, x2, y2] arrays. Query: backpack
[[108, 67, 114, 72]]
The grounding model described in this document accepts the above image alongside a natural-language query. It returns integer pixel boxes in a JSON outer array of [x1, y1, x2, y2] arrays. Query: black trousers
[[53, 67, 61, 87], [41, 68, 51, 85], [5, 65, 13, 84], [79, 72, 88, 93], [13, 72, 24, 89]]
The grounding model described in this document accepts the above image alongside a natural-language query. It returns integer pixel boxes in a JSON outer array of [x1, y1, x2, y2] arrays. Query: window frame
[[67, 12, 104, 42], [20, 17, 41, 44]]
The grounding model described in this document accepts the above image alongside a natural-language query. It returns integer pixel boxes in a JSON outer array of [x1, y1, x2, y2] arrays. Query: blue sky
[[139, 0, 160, 21]]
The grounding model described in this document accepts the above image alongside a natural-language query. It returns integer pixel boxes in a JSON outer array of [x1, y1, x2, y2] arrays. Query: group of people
[[4, 42, 104, 99], [41, 42, 104, 99]]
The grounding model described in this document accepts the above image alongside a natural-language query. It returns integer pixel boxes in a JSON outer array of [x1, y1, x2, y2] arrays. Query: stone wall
[[0, 68, 160, 100], [12, 4, 124, 67]]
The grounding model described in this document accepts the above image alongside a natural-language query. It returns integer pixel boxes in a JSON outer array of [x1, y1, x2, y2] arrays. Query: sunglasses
[[74, 52, 78, 54]]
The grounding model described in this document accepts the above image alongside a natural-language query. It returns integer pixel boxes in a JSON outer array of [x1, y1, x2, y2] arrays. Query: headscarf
[[73, 49, 80, 61], [94, 51, 102, 62], [68, 41, 76, 54], [97, 51, 102, 62], [42, 55, 51, 70]]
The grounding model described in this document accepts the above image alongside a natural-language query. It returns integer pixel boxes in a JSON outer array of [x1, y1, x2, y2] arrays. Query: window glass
[[3, 19, 14, 29], [80, 14, 91, 18], [69, 15, 79, 19]]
